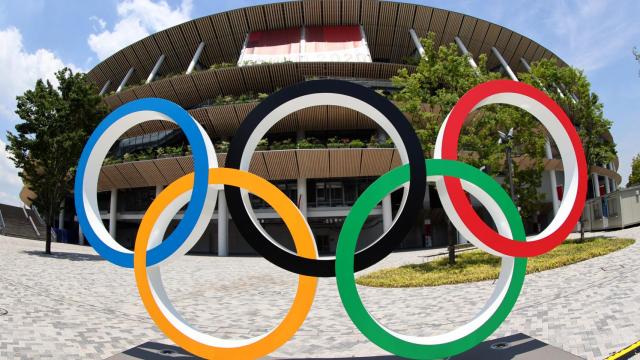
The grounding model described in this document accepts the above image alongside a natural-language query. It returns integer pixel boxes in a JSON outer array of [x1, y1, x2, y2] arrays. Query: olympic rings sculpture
[[75, 79, 587, 359]]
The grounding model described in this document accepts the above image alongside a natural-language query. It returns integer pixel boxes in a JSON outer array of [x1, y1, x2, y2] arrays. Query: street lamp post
[[498, 128, 516, 202]]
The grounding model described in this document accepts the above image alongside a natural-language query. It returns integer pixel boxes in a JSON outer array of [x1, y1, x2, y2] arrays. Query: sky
[[0, 0, 638, 206]]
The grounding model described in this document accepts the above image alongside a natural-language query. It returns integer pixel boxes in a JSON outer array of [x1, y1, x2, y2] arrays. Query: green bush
[[297, 137, 324, 149], [348, 139, 365, 148], [270, 139, 296, 150], [256, 139, 269, 151]]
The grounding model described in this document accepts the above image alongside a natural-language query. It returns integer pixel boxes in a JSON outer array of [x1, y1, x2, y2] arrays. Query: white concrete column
[[409, 29, 426, 57], [297, 177, 307, 217], [155, 185, 164, 197], [116, 67, 134, 93], [609, 163, 618, 191], [186, 42, 205, 74], [454, 36, 479, 70], [99, 80, 111, 95], [592, 173, 601, 198], [58, 204, 65, 229], [604, 173, 611, 194], [147, 54, 165, 84], [109, 190, 118, 238], [217, 190, 228, 256], [78, 224, 84, 245], [382, 195, 392, 232], [491, 47, 518, 81], [544, 140, 560, 215]]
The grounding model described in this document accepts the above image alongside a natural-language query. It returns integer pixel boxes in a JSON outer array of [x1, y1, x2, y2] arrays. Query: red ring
[[440, 80, 587, 257]]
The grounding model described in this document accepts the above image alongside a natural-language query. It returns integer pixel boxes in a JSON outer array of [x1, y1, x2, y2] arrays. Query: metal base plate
[[107, 333, 582, 359]]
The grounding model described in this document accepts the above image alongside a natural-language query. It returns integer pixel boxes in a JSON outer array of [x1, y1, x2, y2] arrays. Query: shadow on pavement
[[22, 250, 104, 262]]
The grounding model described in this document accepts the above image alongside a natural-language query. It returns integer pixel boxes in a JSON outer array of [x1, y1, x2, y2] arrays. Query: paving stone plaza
[[1, 227, 639, 359]]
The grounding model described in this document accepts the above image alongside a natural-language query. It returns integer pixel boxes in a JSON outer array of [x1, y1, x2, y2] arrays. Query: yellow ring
[[134, 168, 318, 359]]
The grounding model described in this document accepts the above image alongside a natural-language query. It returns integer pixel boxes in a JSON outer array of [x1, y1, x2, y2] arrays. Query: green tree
[[628, 154, 640, 187], [392, 33, 547, 261], [6, 68, 106, 254], [519, 58, 617, 241]]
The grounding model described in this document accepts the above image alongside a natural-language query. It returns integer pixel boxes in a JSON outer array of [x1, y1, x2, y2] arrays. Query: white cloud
[[0, 26, 79, 206], [87, 0, 193, 61], [0, 139, 23, 206]]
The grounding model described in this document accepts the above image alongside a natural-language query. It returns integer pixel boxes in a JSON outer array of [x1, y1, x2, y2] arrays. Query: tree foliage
[[519, 58, 616, 239], [6, 68, 106, 253], [392, 33, 546, 226], [628, 154, 640, 187]]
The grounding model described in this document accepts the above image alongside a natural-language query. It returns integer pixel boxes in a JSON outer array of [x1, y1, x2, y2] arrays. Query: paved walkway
[[0, 228, 639, 359]]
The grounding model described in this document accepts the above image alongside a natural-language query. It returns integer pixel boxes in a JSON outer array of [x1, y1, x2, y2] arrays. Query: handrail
[[22, 205, 41, 237], [0, 209, 5, 235], [31, 205, 45, 226]]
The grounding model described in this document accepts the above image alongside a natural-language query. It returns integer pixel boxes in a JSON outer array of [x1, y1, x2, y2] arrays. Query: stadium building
[[20, 0, 622, 254]]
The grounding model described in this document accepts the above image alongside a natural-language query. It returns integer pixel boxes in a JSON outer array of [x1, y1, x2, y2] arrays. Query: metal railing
[[0, 209, 5, 235], [22, 205, 41, 237], [31, 205, 45, 226]]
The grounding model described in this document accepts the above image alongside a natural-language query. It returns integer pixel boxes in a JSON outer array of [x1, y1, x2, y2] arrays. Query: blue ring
[[74, 98, 211, 268]]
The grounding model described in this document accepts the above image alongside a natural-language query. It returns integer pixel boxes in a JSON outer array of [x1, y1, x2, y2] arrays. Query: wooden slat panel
[[483, 25, 503, 69], [532, 45, 546, 62], [103, 95, 123, 110], [442, 11, 463, 46], [121, 47, 145, 84], [269, 63, 302, 90], [132, 84, 156, 99], [264, 3, 285, 29], [139, 120, 167, 134], [412, 6, 432, 35], [272, 112, 299, 133], [353, 62, 380, 78], [170, 76, 202, 107], [297, 150, 329, 178], [323, 0, 341, 26], [102, 165, 130, 188], [524, 42, 539, 62], [296, 105, 327, 130], [216, 67, 246, 95], [217, 153, 227, 168], [458, 16, 476, 44], [468, 19, 489, 58], [299, 62, 326, 77], [245, 6, 266, 30], [341, 0, 360, 24], [117, 88, 138, 104], [149, 79, 180, 103], [97, 170, 116, 191], [329, 149, 362, 177], [390, 3, 415, 62], [241, 65, 273, 93], [503, 32, 522, 64], [263, 150, 299, 180], [153, 31, 181, 71], [194, 17, 224, 65], [283, 2, 303, 27], [210, 13, 237, 61], [133, 161, 167, 185], [155, 157, 186, 183], [390, 149, 402, 168], [326, 62, 352, 77], [427, 8, 448, 46], [228, 10, 249, 53], [116, 162, 149, 188], [361, 0, 379, 47], [206, 105, 239, 137], [189, 108, 217, 137], [303, 0, 322, 26], [176, 156, 194, 174], [234, 102, 259, 127], [360, 148, 395, 176], [511, 37, 532, 73], [191, 69, 222, 101], [249, 152, 270, 179]]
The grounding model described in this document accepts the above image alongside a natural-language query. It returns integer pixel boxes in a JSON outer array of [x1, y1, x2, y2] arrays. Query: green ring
[[335, 159, 527, 359]]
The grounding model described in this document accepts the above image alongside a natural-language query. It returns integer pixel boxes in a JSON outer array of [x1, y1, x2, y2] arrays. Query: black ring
[[225, 79, 426, 277]]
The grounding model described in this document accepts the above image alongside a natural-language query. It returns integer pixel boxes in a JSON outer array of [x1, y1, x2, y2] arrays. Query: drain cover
[[0, 308, 7, 316]]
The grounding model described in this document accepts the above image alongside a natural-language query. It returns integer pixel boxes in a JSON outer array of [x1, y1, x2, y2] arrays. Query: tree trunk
[[45, 217, 52, 254], [447, 219, 456, 265]]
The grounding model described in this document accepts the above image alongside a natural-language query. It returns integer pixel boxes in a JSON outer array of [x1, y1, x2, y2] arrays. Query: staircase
[[0, 204, 47, 241]]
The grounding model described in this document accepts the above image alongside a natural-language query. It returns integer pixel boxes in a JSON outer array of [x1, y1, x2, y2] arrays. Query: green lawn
[[356, 237, 635, 288]]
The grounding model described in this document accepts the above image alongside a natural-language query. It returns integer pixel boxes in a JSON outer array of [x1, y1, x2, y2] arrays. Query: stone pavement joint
[[1, 227, 639, 359]]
